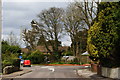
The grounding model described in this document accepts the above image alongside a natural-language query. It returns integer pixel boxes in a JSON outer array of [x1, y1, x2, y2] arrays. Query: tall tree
[[63, 1, 99, 62], [22, 7, 64, 60], [74, 0, 99, 29], [37, 7, 64, 59], [22, 21, 40, 50], [7, 32, 21, 46], [63, 3, 86, 61]]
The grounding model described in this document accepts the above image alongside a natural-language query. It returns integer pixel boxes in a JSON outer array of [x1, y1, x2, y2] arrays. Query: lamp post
[[0, 0, 2, 74]]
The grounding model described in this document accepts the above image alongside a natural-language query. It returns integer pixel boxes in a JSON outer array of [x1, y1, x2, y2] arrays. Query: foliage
[[27, 50, 45, 64], [23, 7, 64, 61], [74, 1, 99, 28], [2, 40, 21, 54], [87, 2, 120, 67], [2, 53, 20, 69], [63, 3, 88, 58], [8, 46, 21, 53], [62, 51, 73, 56], [2, 40, 21, 70], [7, 32, 21, 46], [22, 52, 30, 60], [71, 30, 88, 55], [22, 27, 39, 50], [37, 7, 64, 55], [50, 61, 80, 65]]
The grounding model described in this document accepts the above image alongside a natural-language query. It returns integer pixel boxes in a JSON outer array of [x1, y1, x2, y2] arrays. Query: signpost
[[19, 56, 22, 59]]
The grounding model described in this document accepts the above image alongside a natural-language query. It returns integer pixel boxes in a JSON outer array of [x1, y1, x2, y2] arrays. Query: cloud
[[3, 0, 75, 2], [3, 2, 68, 28], [62, 41, 72, 46], [60, 34, 72, 46], [2, 34, 8, 40], [2, 2, 71, 47]]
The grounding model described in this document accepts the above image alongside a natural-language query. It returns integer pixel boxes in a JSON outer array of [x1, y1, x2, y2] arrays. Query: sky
[[2, 1, 72, 48]]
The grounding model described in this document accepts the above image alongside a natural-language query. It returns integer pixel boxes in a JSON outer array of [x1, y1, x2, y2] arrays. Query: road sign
[[19, 56, 22, 59]]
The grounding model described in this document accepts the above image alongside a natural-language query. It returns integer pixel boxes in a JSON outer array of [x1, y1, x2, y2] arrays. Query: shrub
[[2, 53, 20, 71], [22, 52, 30, 60], [1, 40, 21, 72], [2, 41, 21, 54], [62, 51, 73, 56], [27, 50, 45, 64], [87, 2, 120, 67]]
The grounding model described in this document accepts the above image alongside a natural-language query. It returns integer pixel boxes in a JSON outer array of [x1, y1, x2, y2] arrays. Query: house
[[81, 51, 91, 63], [21, 46, 69, 54], [36, 46, 69, 54], [21, 48, 29, 53]]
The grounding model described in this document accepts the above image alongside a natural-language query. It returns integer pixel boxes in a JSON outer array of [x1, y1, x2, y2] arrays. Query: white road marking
[[84, 66, 89, 68], [48, 68, 55, 72], [41, 66, 53, 68], [41, 66, 55, 72]]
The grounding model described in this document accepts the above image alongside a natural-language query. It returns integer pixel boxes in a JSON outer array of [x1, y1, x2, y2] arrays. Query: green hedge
[[2, 53, 20, 71], [2, 40, 21, 72], [27, 50, 45, 64], [87, 2, 120, 67], [62, 51, 73, 56], [2, 41, 21, 54]]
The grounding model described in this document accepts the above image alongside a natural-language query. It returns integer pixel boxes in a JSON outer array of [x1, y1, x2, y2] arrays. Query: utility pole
[[0, 0, 2, 74]]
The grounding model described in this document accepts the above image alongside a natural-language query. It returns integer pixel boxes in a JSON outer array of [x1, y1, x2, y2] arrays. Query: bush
[[12, 58, 20, 67], [2, 60, 12, 68], [62, 51, 73, 56], [2, 53, 20, 71], [2, 41, 21, 54], [1, 40, 21, 72], [87, 2, 120, 67], [22, 52, 30, 60], [27, 50, 45, 64]]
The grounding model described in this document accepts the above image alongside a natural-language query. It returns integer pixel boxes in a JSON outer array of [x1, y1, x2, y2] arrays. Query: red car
[[23, 60, 31, 67]]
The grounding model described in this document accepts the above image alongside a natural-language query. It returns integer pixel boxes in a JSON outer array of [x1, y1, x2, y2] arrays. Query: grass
[[31, 62, 91, 65], [31, 62, 51, 65], [50, 62, 65, 64], [49, 62, 81, 65]]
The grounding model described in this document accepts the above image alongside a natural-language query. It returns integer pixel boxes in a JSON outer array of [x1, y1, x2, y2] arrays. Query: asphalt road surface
[[16, 65, 83, 78]]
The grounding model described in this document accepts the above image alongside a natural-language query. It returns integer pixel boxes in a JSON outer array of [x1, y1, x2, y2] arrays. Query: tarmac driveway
[[15, 65, 82, 78]]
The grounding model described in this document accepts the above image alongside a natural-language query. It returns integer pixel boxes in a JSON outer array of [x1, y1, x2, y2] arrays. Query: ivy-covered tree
[[87, 2, 120, 67]]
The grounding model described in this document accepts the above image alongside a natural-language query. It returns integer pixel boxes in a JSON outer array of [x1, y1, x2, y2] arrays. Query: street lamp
[[0, 0, 2, 74]]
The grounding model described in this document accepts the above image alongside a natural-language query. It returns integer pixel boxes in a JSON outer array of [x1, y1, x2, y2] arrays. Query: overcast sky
[[2, 1, 72, 47]]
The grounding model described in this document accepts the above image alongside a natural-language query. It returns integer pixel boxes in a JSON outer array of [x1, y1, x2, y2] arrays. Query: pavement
[[1, 66, 81, 78], [77, 68, 113, 79], [1, 68, 32, 78], [15, 66, 80, 78], [0, 65, 114, 80]]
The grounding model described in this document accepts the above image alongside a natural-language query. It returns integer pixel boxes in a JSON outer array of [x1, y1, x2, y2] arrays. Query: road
[[15, 65, 83, 78]]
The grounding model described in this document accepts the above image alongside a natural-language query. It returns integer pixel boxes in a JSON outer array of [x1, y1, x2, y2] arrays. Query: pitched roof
[[21, 46, 69, 53], [36, 46, 69, 52], [36, 46, 53, 52], [21, 48, 29, 53]]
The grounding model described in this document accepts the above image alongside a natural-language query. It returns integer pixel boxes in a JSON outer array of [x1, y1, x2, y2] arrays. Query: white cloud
[[2, 2, 71, 47], [3, 0, 100, 3], [3, 0, 75, 2], [62, 41, 72, 46], [2, 34, 8, 40]]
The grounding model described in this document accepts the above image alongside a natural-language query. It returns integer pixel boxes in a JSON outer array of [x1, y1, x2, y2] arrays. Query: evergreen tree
[[87, 2, 120, 67]]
